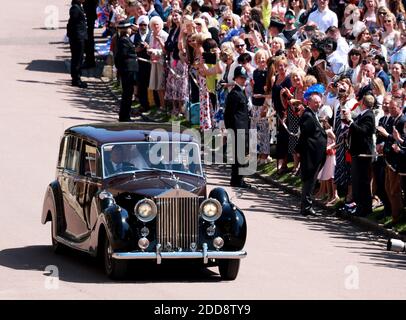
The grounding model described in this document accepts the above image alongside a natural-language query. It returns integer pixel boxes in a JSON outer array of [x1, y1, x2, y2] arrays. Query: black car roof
[[65, 122, 195, 146]]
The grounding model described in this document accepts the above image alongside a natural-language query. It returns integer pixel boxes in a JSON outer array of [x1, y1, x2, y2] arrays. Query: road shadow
[[17, 79, 62, 86], [206, 164, 406, 271], [57, 79, 119, 122], [0, 245, 222, 284], [19, 60, 67, 74], [20, 29, 119, 122]]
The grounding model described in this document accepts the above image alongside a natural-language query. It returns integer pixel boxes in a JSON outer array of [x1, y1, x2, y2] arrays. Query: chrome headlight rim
[[99, 190, 115, 201], [200, 198, 222, 222], [134, 199, 157, 222]]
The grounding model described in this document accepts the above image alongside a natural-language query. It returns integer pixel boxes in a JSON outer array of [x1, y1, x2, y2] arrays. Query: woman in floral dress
[[251, 49, 271, 164], [164, 9, 189, 115]]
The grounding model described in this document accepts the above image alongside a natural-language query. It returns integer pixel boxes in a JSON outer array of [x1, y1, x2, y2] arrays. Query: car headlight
[[200, 198, 222, 222], [134, 199, 157, 222], [99, 190, 114, 201]]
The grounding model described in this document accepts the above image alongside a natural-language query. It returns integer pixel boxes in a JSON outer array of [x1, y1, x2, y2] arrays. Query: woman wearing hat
[[133, 15, 151, 112], [147, 16, 168, 110]]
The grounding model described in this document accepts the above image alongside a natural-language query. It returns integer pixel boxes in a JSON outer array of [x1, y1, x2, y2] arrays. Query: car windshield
[[102, 142, 203, 178]]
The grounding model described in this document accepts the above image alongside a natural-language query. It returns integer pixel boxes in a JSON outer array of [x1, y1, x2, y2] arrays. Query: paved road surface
[[0, 1, 406, 299]]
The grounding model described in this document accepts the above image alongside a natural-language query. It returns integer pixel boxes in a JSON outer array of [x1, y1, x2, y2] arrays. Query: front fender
[[101, 205, 133, 251], [209, 188, 247, 250], [41, 181, 64, 225]]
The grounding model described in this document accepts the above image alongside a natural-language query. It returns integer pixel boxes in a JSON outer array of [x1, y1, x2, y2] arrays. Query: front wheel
[[218, 259, 240, 280], [103, 237, 128, 280]]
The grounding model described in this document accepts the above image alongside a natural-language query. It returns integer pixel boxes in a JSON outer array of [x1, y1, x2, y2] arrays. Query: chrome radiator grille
[[155, 192, 199, 251]]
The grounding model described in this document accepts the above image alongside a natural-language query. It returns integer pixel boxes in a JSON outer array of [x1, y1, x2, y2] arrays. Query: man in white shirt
[[307, 0, 338, 33], [324, 38, 347, 77], [227, 38, 256, 87], [326, 26, 349, 56]]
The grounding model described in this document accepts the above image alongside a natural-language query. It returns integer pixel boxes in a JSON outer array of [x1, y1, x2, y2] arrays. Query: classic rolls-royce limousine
[[42, 123, 247, 279]]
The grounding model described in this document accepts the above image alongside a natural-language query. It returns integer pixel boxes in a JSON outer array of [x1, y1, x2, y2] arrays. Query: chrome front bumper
[[112, 243, 247, 264]]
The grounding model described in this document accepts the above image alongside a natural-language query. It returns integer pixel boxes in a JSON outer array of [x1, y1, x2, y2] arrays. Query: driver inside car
[[106, 144, 150, 175], [109, 145, 130, 174]]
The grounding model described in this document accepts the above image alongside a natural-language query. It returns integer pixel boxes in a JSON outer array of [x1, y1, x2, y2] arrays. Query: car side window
[[57, 136, 68, 169], [81, 144, 99, 178], [65, 136, 82, 173]]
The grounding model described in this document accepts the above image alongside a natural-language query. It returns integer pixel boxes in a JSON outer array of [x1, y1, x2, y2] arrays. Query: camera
[[304, 25, 316, 32], [387, 238, 406, 253], [202, 51, 217, 64]]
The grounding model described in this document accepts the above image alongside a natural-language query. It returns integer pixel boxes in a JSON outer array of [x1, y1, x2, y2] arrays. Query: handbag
[[187, 101, 200, 125]]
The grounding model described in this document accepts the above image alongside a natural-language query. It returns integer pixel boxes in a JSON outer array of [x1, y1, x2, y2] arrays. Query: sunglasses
[[351, 52, 361, 56], [236, 44, 245, 48], [378, 12, 387, 15], [139, 23, 147, 26]]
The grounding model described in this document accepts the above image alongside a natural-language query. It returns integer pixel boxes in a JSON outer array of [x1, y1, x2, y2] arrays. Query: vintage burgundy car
[[42, 123, 247, 279]]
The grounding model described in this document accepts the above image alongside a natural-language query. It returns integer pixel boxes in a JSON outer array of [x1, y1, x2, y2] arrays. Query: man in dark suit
[[295, 84, 327, 216], [373, 55, 390, 91], [345, 94, 376, 217], [67, 0, 88, 88], [107, 145, 134, 175], [83, 0, 98, 68], [132, 15, 151, 112], [115, 20, 139, 122], [373, 94, 392, 218], [141, 0, 160, 19], [376, 98, 406, 226], [224, 66, 250, 188]]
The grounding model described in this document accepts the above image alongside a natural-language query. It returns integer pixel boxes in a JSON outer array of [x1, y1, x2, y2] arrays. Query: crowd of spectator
[[69, 0, 406, 224]]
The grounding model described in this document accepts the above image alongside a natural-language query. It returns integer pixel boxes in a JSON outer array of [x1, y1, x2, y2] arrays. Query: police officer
[[224, 66, 251, 188], [115, 20, 139, 122], [67, 0, 88, 88], [83, 0, 98, 68]]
